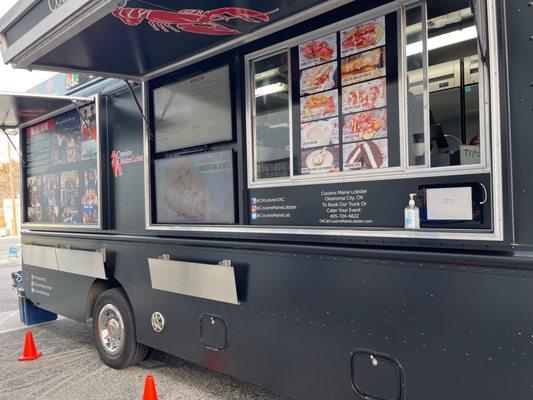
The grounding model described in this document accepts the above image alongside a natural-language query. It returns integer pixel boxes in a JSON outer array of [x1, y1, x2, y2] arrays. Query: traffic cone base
[[18, 331, 42, 362], [142, 375, 158, 400]]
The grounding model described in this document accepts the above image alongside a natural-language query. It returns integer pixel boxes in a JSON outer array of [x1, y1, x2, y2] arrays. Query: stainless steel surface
[[485, 0, 503, 242], [21, 244, 58, 270], [2, 0, 118, 70], [0, 0, 39, 33], [148, 258, 239, 305], [56, 248, 106, 279], [98, 304, 125, 355]]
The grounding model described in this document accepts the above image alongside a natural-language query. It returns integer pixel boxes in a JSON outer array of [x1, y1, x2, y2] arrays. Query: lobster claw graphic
[[112, 6, 279, 35]]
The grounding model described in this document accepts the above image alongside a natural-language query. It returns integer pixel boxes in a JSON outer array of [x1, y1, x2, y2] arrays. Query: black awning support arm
[[1, 127, 25, 166], [124, 80, 154, 141]]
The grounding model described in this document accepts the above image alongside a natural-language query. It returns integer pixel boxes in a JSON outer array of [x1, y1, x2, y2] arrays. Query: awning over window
[[0, 92, 91, 130], [0, 0, 342, 80]]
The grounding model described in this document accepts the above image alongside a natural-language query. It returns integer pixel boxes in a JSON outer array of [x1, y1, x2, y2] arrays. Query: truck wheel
[[92, 288, 148, 369]]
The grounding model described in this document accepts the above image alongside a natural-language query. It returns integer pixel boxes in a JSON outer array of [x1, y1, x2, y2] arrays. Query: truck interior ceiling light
[[406, 25, 478, 56], [255, 82, 288, 97]]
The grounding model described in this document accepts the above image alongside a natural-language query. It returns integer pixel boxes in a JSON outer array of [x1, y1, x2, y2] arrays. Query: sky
[[0, 0, 56, 163]]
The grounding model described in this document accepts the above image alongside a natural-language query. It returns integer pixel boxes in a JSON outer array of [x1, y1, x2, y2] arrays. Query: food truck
[[0, 0, 531, 398]]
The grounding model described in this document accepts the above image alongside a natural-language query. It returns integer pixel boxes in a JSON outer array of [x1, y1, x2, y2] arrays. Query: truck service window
[[248, 0, 490, 185], [245, 1, 494, 232], [24, 105, 100, 226]]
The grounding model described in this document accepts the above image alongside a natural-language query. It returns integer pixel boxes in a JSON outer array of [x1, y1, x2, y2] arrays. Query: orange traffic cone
[[142, 375, 158, 400], [18, 331, 42, 361]]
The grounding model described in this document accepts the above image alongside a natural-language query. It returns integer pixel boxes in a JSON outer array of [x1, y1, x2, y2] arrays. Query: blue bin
[[19, 297, 57, 326]]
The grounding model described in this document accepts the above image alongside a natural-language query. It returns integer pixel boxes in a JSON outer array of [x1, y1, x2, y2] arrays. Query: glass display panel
[[154, 65, 232, 153], [25, 105, 99, 225], [405, 6, 426, 166], [252, 52, 291, 180], [426, 1, 481, 167], [154, 150, 235, 224]]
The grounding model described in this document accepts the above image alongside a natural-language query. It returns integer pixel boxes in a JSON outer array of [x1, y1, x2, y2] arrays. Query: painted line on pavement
[[0, 309, 61, 334]]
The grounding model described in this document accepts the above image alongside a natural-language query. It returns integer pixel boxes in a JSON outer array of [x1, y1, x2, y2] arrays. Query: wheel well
[[86, 278, 122, 319]]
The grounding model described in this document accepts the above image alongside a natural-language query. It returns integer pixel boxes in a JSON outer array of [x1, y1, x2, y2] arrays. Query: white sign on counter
[[426, 186, 473, 221], [154, 65, 232, 152]]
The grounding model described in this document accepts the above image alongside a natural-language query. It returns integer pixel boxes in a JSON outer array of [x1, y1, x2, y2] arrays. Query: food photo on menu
[[340, 16, 386, 57], [341, 47, 386, 86], [300, 89, 339, 122], [299, 33, 337, 69], [299, 62, 338, 96], [342, 108, 388, 143], [343, 138, 388, 170], [342, 77, 387, 114], [301, 118, 339, 149], [301, 145, 340, 174]]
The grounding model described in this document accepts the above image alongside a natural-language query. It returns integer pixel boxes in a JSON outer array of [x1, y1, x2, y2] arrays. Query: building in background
[[2, 197, 20, 236]]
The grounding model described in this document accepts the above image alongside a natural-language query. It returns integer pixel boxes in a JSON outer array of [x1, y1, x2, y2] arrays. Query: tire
[[92, 288, 148, 369]]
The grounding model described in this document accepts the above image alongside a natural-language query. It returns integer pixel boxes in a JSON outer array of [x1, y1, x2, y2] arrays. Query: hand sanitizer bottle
[[404, 193, 420, 229]]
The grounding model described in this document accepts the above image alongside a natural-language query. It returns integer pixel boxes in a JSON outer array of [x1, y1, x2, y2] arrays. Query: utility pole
[[7, 139, 18, 236]]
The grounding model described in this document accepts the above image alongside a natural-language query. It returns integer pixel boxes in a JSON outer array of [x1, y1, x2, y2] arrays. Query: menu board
[[154, 65, 232, 153], [25, 105, 99, 225], [296, 16, 390, 176], [154, 150, 235, 224]]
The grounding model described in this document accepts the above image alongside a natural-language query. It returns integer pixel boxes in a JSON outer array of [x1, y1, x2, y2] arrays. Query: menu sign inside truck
[[25, 106, 99, 225], [296, 16, 390, 176], [154, 65, 232, 153]]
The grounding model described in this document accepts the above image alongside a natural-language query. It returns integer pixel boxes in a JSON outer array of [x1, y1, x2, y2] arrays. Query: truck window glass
[[252, 52, 291, 180]]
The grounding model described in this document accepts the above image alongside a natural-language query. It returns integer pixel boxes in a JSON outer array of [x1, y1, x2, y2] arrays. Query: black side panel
[[22, 233, 533, 400], [22, 265, 95, 321], [507, 0, 533, 245], [105, 87, 146, 233]]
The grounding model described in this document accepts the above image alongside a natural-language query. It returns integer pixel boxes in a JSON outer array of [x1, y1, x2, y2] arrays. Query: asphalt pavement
[[0, 237, 287, 400]]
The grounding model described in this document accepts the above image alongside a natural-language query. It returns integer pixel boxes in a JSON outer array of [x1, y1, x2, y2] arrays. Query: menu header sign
[[154, 65, 233, 153]]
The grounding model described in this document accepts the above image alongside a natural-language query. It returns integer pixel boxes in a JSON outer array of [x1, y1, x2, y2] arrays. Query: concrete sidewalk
[[0, 318, 287, 400]]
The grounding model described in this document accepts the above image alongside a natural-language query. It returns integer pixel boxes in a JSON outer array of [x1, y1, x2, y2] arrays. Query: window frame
[[245, 0, 492, 189]]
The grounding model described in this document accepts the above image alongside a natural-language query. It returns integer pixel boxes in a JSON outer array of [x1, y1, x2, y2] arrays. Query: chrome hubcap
[[98, 304, 125, 355], [151, 312, 165, 333]]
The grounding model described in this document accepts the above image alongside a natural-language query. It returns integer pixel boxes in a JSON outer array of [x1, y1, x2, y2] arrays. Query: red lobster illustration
[[111, 151, 123, 178], [112, 7, 279, 35]]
